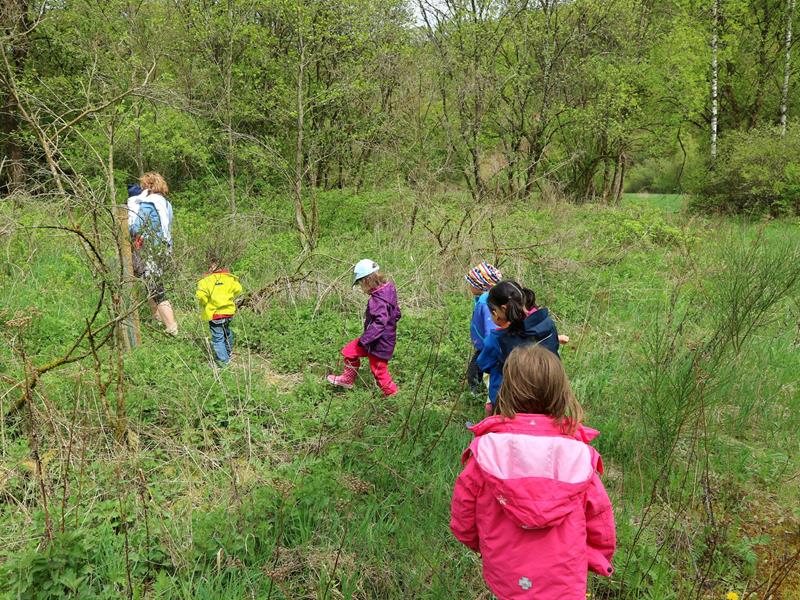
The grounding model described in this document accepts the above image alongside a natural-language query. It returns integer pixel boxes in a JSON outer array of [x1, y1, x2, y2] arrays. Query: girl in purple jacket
[[327, 259, 401, 396]]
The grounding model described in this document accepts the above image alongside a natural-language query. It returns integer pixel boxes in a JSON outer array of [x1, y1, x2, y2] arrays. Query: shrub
[[626, 153, 688, 194], [0, 530, 100, 599], [688, 124, 800, 216], [586, 207, 691, 248]]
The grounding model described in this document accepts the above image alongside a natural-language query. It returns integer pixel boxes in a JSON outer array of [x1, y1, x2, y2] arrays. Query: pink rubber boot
[[327, 363, 358, 389]]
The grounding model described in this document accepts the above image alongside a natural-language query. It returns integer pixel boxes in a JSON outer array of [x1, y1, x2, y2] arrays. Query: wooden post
[[117, 204, 141, 349]]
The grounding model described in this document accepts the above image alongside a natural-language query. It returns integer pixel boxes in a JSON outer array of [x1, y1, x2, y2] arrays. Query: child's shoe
[[383, 385, 398, 397], [327, 368, 357, 389], [485, 402, 494, 418]]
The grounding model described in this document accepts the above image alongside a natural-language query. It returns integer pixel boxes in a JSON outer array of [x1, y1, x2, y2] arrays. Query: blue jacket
[[130, 202, 173, 237], [129, 197, 174, 246], [470, 292, 495, 351], [477, 307, 560, 404]]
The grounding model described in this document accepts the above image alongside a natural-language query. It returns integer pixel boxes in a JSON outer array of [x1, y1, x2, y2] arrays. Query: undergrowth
[[0, 191, 798, 599]]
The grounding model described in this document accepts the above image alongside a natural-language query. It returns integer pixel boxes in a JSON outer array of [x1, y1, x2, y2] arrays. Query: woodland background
[[1, 1, 799, 599]]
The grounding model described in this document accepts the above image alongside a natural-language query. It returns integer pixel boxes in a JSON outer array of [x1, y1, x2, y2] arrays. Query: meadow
[[0, 190, 798, 599]]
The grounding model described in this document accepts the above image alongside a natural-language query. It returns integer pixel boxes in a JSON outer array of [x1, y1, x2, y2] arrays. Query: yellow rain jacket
[[196, 270, 243, 321]]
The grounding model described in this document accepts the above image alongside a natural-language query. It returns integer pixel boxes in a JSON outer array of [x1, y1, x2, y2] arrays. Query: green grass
[[621, 192, 687, 213], [0, 191, 798, 599]]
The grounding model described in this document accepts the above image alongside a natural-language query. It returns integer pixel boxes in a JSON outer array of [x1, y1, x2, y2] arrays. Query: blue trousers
[[466, 348, 485, 392], [209, 317, 234, 364]]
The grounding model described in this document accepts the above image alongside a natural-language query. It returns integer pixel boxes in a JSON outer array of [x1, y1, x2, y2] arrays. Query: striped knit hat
[[465, 261, 502, 291]]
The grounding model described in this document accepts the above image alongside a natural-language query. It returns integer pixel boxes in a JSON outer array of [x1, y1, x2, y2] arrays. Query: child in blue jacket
[[465, 262, 502, 394], [478, 280, 566, 414]]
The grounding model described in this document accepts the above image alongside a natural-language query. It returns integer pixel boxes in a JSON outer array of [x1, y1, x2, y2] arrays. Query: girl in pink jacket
[[450, 344, 616, 600]]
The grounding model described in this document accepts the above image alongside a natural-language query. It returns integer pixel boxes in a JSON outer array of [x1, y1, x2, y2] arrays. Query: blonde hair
[[358, 271, 387, 292], [496, 344, 584, 434], [139, 172, 169, 195]]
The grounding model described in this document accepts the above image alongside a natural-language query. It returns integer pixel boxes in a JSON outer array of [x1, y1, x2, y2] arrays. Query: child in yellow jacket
[[196, 256, 243, 365]]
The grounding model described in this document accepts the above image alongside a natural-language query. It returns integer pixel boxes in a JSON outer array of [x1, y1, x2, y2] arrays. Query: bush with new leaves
[[689, 125, 800, 216]]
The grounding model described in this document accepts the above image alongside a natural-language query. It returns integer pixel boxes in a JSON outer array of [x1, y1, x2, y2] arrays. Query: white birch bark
[[781, 0, 795, 135], [711, 0, 719, 161]]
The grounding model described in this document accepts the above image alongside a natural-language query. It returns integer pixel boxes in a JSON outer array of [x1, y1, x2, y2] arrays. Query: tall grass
[[0, 192, 798, 598]]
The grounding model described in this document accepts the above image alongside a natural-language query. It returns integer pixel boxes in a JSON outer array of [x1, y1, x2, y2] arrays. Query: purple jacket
[[358, 282, 401, 360]]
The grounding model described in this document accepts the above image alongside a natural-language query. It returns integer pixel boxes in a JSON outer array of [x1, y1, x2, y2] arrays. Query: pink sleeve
[[585, 472, 616, 576], [450, 455, 483, 552]]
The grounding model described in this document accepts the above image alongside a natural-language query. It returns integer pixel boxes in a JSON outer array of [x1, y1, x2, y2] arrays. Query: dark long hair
[[487, 280, 536, 335]]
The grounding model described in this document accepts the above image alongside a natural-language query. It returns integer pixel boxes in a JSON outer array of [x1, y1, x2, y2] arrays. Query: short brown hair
[[496, 344, 583, 434], [358, 271, 387, 292], [205, 245, 224, 268], [139, 172, 169, 195]]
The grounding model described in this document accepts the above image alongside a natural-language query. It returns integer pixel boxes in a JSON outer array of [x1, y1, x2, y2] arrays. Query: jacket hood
[[468, 414, 600, 444], [466, 415, 602, 529], [202, 269, 238, 280], [370, 282, 397, 304], [520, 307, 555, 340]]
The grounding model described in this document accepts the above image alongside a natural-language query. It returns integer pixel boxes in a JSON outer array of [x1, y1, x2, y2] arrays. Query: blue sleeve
[[129, 211, 144, 236], [167, 202, 174, 237], [478, 333, 503, 403], [470, 305, 482, 349], [479, 303, 495, 344], [476, 333, 499, 373]]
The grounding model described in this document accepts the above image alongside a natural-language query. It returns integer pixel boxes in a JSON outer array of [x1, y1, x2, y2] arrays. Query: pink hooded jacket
[[450, 414, 616, 600]]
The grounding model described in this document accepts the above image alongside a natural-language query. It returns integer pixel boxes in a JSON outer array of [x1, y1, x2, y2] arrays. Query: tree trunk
[[134, 101, 144, 176], [109, 120, 135, 351], [1, 95, 25, 192], [225, 0, 236, 213], [781, 0, 796, 135], [1, 50, 66, 197], [522, 1, 556, 200], [502, 141, 518, 200], [613, 152, 626, 204], [605, 156, 617, 204], [469, 143, 485, 202], [0, 0, 30, 192], [294, 29, 310, 251], [109, 120, 141, 351], [711, 0, 720, 161], [523, 129, 545, 199]]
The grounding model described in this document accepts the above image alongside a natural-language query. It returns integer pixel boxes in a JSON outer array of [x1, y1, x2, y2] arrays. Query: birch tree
[[781, 0, 795, 135], [711, 0, 720, 160]]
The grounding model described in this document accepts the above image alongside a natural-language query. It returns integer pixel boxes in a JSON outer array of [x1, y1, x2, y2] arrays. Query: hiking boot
[[327, 368, 357, 389]]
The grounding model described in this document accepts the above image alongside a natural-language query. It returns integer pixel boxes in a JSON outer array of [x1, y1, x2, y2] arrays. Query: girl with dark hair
[[476, 280, 562, 413]]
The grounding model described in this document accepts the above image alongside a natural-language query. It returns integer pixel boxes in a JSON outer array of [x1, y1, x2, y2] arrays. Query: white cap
[[353, 258, 380, 285]]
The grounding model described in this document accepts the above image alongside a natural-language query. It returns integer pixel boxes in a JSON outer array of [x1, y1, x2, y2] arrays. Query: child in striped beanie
[[465, 262, 503, 395]]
